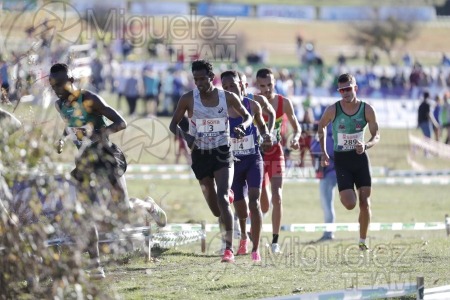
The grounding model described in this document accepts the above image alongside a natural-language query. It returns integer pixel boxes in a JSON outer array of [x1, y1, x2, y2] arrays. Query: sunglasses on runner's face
[[337, 86, 354, 93]]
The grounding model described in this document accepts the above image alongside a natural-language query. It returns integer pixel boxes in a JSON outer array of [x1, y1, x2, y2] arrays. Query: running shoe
[[251, 251, 261, 262], [271, 243, 281, 254], [144, 196, 167, 227], [221, 249, 235, 263], [359, 242, 370, 251], [87, 267, 105, 280], [237, 239, 249, 255]]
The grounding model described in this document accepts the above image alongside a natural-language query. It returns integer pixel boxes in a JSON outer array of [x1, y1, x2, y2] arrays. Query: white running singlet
[[189, 88, 230, 150]]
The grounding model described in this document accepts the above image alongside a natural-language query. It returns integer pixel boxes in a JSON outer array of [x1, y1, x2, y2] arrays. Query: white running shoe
[[144, 196, 167, 227], [130, 197, 167, 227], [87, 267, 105, 280], [271, 243, 281, 254]]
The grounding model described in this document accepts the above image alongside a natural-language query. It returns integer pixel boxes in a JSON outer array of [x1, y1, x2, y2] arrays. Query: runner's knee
[[359, 198, 370, 209], [340, 196, 357, 210], [248, 201, 261, 214]]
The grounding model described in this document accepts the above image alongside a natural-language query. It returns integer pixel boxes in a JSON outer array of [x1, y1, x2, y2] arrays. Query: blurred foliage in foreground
[[0, 115, 118, 299]]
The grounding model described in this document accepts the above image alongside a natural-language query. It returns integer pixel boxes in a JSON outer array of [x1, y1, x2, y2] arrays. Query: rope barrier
[[409, 133, 450, 159], [53, 163, 387, 177], [283, 222, 447, 232], [124, 173, 450, 185], [9, 171, 450, 184], [11, 217, 450, 251], [388, 169, 450, 177], [53, 163, 450, 178], [43, 223, 207, 260], [163, 221, 447, 233], [14, 163, 450, 184], [151, 230, 206, 248]]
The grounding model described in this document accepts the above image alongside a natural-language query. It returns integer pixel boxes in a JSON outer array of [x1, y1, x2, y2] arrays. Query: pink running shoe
[[229, 189, 234, 204], [237, 239, 249, 255], [251, 251, 261, 262], [221, 249, 235, 263]]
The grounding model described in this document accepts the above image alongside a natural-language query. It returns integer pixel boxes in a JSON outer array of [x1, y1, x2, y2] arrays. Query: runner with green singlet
[[317, 73, 380, 252]]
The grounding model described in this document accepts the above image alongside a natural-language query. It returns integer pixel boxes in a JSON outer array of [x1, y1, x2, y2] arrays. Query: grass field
[[126, 180, 450, 225], [99, 237, 449, 299], [96, 172, 450, 300]]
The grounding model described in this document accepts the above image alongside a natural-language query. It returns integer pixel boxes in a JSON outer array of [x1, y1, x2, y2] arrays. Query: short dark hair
[[256, 68, 273, 79], [50, 63, 70, 75], [220, 70, 239, 81], [191, 59, 214, 77], [337, 73, 356, 85], [423, 91, 430, 100]]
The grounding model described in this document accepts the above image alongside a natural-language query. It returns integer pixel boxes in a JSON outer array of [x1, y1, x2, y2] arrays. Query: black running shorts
[[334, 150, 371, 192], [191, 144, 233, 180], [71, 142, 127, 186]]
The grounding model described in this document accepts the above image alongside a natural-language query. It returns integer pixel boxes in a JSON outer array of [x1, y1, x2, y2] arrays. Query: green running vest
[[332, 101, 367, 152], [58, 92, 107, 148]]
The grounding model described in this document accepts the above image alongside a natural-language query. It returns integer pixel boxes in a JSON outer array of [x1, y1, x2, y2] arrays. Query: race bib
[[337, 132, 364, 150], [196, 117, 227, 138], [231, 134, 256, 156]]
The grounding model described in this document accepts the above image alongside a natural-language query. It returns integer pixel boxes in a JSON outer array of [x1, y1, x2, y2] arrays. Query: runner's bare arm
[[317, 104, 336, 164], [254, 94, 275, 133], [283, 97, 301, 150], [226, 91, 252, 138], [250, 100, 269, 136], [87, 91, 127, 137], [169, 93, 195, 148], [364, 103, 380, 150], [250, 100, 271, 151]]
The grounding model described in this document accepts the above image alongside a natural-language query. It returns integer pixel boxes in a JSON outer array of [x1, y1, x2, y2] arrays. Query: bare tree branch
[[348, 16, 419, 64]]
